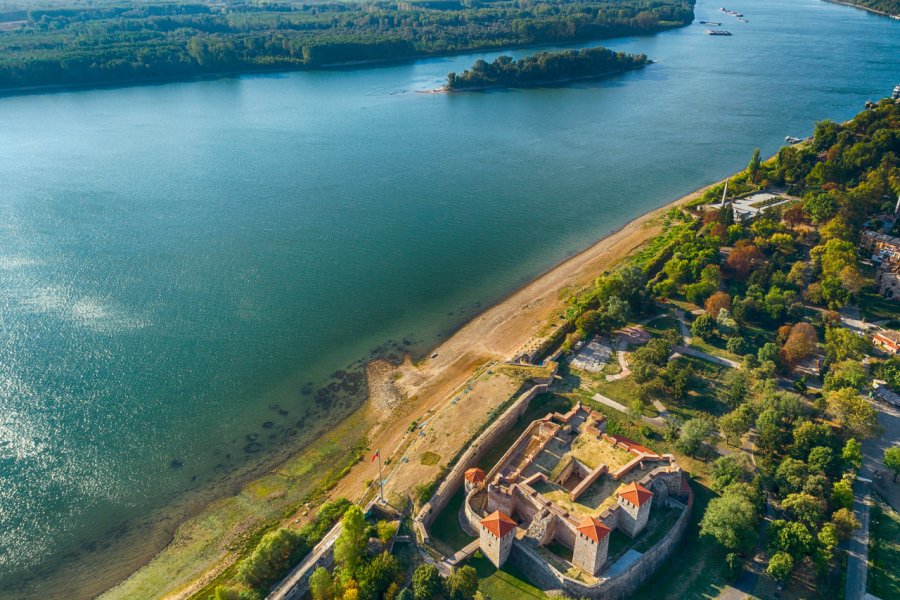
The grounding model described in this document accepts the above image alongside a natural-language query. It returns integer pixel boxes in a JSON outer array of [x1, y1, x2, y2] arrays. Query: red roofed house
[[873, 330, 900, 354], [464, 467, 486, 493], [616, 482, 654, 537], [573, 516, 611, 575], [479, 511, 517, 567]]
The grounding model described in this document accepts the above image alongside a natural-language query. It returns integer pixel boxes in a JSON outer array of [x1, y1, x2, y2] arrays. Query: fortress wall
[[509, 491, 693, 600], [414, 363, 557, 542]]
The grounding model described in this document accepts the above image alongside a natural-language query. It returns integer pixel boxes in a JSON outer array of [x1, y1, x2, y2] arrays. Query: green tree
[[766, 551, 795, 584], [775, 458, 808, 495], [700, 488, 759, 552], [824, 360, 867, 391], [748, 148, 762, 184], [824, 327, 868, 363], [808, 446, 835, 474], [691, 313, 715, 340], [396, 589, 414, 600], [711, 454, 751, 493], [781, 493, 824, 527], [237, 527, 308, 591], [676, 418, 715, 457], [334, 505, 368, 574], [842, 438, 863, 472], [831, 507, 860, 540], [769, 519, 815, 559], [444, 566, 478, 600], [791, 420, 835, 458], [720, 405, 754, 446], [724, 370, 749, 408], [412, 564, 443, 600], [884, 446, 900, 482], [827, 389, 880, 440], [310, 567, 335, 600], [758, 342, 780, 365], [831, 477, 854, 511]]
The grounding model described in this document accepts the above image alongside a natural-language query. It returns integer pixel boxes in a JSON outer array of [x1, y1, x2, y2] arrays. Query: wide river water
[[0, 0, 898, 596]]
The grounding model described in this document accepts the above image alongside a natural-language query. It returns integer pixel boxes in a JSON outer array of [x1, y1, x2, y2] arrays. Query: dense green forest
[[0, 0, 694, 91], [829, 0, 900, 16], [446, 46, 649, 90]]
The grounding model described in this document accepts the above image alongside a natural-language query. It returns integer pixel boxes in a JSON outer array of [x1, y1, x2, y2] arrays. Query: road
[[845, 482, 872, 600]]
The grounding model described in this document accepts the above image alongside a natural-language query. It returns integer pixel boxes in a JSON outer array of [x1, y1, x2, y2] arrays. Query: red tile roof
[[617, 482, 653, 507], [464, 467, 486, 483], [576, 516, 611, 543], [606, 434, 656, 456], [480, 511, 516, 538]]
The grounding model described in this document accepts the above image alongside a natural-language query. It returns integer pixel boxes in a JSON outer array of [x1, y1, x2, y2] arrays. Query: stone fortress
[[460, 402, 692, 597]]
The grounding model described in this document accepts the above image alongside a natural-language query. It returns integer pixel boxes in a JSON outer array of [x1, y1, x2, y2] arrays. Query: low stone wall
[[414, 366, 557, 543], [508, 493, 693, 600]]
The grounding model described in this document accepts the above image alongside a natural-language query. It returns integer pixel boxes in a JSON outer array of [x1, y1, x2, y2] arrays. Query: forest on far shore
[[0, 0, 694, 91]]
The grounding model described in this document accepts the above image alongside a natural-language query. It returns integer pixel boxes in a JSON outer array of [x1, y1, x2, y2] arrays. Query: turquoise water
[[0, 0, 897, 595]]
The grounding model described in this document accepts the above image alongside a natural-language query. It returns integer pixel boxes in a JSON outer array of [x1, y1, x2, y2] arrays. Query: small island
[[445, 47, 650, 91]]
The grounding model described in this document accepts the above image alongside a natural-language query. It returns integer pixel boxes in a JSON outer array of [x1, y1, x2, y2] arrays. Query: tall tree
[[748, 148, 762, 184]]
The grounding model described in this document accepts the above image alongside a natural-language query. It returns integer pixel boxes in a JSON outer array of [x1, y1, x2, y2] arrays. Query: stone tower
[[464, 467, 486, 494], [573, 516, 611, 576], [479, 511, 517, 568], [616, 482, 653, 537]]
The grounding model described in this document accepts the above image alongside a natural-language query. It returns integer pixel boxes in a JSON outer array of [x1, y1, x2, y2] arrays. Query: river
[[0, 0, 897, 596]]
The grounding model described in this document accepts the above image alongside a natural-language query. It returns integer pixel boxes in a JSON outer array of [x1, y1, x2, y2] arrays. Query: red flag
[[371, 450, 380, 463]]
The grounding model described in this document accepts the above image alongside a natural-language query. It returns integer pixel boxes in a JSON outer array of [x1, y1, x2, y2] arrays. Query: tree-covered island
[[0, 0, 694, 92], [445, 47, 650, 91]]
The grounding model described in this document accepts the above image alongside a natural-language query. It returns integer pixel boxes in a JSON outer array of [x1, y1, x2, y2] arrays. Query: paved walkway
[[672, 346, 741, 369], [845, 482, 873, 600], [606, 339, 631, 381], [592, 392, 665, 427]]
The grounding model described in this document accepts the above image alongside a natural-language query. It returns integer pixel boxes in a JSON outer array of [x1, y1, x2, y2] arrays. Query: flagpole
[[378, 452, 385, 503]]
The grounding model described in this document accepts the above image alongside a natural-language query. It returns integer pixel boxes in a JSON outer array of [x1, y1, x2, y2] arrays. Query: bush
[[237, 528, 310, 591]]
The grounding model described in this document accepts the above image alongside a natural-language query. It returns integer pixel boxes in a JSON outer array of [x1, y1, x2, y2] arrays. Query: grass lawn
[[860, 292, 900, 322], [427, 488, 474, 553], [631, 484, 731, 600], [688, 336, 742, 364], [644, 315, 681, 337], [868, 500, 900, 599], [468, 553, 548, 599]]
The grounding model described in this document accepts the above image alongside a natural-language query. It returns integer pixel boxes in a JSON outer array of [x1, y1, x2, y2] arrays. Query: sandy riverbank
[[100, 178, 721, 600]]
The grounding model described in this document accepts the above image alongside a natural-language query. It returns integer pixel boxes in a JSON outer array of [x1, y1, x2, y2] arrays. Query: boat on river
[[785, 136, 802, 144], [706, 29, 732, 36], [893, 84, 900, 100], [700, 21, 723, 25]]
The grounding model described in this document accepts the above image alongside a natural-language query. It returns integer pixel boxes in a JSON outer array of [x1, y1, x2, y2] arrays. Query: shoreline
[[100, 176, 725, 600], [822, 0, 900, 19], [0, 27, 684, 99]]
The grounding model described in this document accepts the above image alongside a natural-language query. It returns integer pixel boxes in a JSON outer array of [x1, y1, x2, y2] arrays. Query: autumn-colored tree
[[776, 324, 793, 346], [780, 322, 818, 366], [705, 291, 731, 317], [783, 205, 804, 228], [725, 243, 764, 280]]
